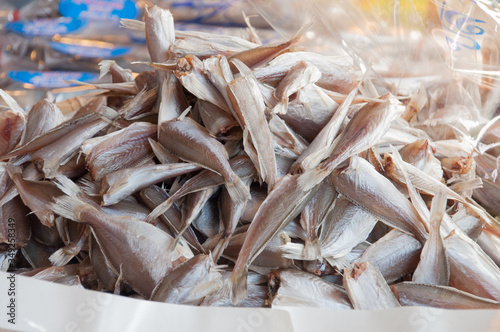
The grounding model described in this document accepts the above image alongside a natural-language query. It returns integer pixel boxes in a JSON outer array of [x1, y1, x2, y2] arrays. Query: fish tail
[[49, 245, 79, 267], [324, 255, 352, 271], [0, 89, 25, 116], [51, 195, 86, 222], [228, 269, 248, 305], [0, 186, 17, 207], [98, 60, 116, 79], [271, 101, 288, 114], [225, 176, 251, 204], [281, 241, 307, 260], [54, 176, 84, 196], [146, 197, 175, 223], [303, 238, 321, 260], [210, 233, 232, 262], [120, 18, 145, 31]]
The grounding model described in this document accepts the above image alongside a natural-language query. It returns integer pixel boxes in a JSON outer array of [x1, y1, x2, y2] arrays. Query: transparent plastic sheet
[[250, 0, 500, 120], [1, 272, 500, 332], [1, 2, 500, 330]]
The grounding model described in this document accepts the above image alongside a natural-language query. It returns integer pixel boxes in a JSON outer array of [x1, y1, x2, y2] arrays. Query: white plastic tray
[[1, 271, 499, 332]]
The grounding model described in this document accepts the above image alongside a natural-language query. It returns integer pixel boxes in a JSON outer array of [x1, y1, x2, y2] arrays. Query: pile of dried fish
[[1, 6, 500, 311]]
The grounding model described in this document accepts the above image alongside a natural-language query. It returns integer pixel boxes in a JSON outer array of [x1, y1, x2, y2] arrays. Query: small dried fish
[[50, 177, 193, 298], [268, 268, 352, 309], [343, 262, 401, 310], [175, 55, 230, 112], [253, 52, 357, 94], [412, 190, 450, 286], [148, 155, 254, 222], [85, 122, 157, 180], [271, 61, 321, 114], [100, 162, 201, 206], [227, 33, 302, 72], [157, 114, 250, 207], [319, 197, 377, 264], [355, 230, 422, 283], [139, 185, 204, 253], [206, 181, 249, 261], [99, 60, 134, 83], [392, 282, 500, 309], [298, 94, 405, 191], [150, 254, 222, 305], [333, 157, 428, 242], [222, 227, 292, 272], [300, 181, 336, 259], [446, 231, 500, 301], [228, 174, 318, 304], [6, 165, 63, 226], [0, 90, 26, 157], [227, 73, 277, 189]]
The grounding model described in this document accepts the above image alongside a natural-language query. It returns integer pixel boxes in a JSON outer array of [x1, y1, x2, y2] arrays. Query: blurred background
[[5, 0, 33, 8]]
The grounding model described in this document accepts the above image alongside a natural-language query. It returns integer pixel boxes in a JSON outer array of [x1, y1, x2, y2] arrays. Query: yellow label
[[353, 0, 430, 19]]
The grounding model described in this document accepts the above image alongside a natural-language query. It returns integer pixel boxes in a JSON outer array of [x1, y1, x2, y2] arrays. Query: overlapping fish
[[0, 6, 499, 310]]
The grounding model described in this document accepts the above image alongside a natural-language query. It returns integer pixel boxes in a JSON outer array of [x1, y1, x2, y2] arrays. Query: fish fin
[[177, 106, 192, 121], [146, 197, 175, 223], [225, 176, 251, 204], [77, 177, 100, 196], [281, 242, 308, 260], [4, 164, 22, 178], [228, 270, 248, 305], [0, 89, 25, 117], [229, 59, 255, 79], [448, 178, 483, 194], [281, 241, 319, 260], [53, 176, 83, 198], [303, 239, 321, 260], [271, 101, 288, 114], [210, 233, 232, 262], [429, 189, 447, 230], [120, 18, 145, 31], [297, 167, 326, 192], [170, 221, 190, 250], [51, 195, 86, 222], [49, 246, 78, 267], [98, 60, 115, 79], [99, 107, 121, 122], [324, 255, 352, 271], [202, 233, 220, 252]]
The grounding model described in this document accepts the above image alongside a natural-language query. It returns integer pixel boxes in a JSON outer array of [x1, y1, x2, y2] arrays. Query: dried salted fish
[[392, 282, 500, 309], [412, 190, 450, 286], [333, 156, 428, 242], [343, 262, 401, 310], [150, 254, 222, 305], [157, 114, 250, 206], [2, 4, 500, 315], [268, 268, 352, 309], [50, 177, 193, 298]]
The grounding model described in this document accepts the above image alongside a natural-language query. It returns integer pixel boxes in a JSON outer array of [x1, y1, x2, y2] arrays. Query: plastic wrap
[[1, 1, 500, 331], [251, 1, 500, 98]]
